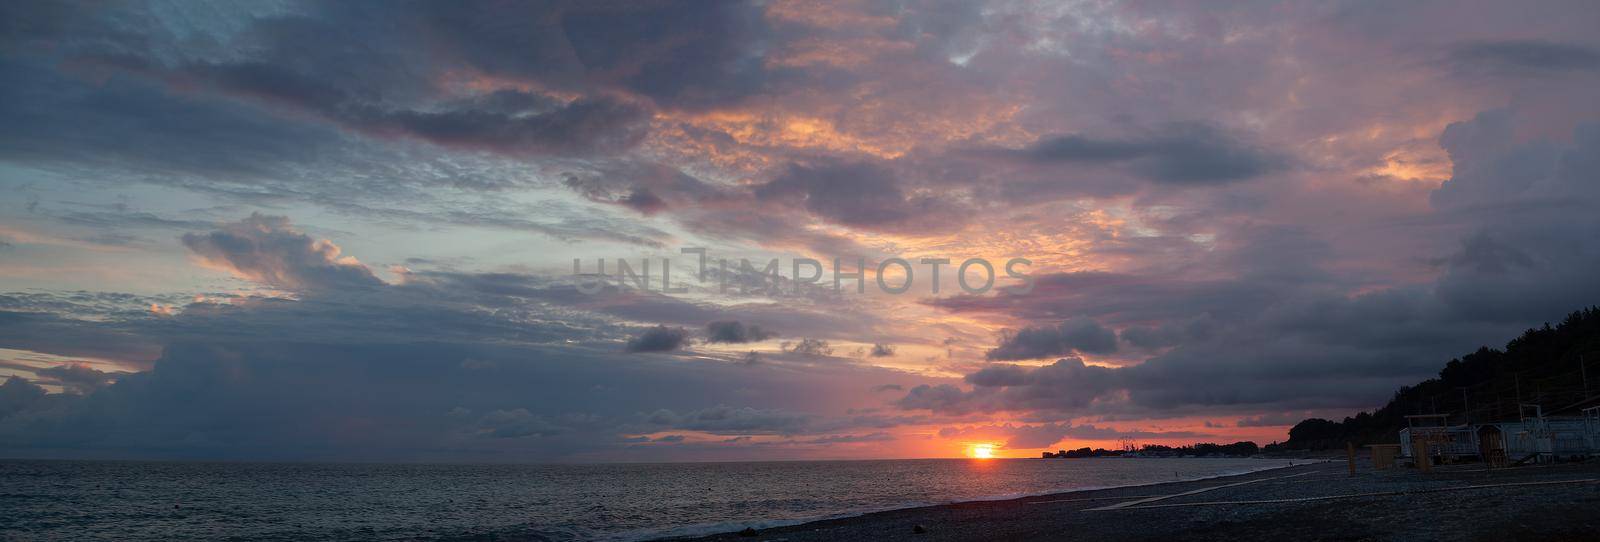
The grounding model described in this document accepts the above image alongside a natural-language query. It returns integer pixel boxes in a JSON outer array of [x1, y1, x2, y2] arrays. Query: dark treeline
[[1282, 307, 1600, 450], [1042, 441, 1260, 458]]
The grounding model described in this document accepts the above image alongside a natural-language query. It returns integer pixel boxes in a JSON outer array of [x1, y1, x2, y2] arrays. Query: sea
[[0, 457, 1307, 541]]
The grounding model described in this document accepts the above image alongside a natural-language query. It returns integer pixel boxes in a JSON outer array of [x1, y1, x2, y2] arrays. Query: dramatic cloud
[[647, 405, 811, 435], [1429, 110, 1600, 322], [1010, 124, 1283, 184], [964, 358, 1120, 411], [0, 377, 46, 418], [565, 175, 668, 215], [0, 314, 934, 460], [782, 338, 833, 357], [754, 161, 964, 232], [1235, 413, 1306, 428], [805, 432, 894, 444], [147, 58, 653, 156], [895, 384, 971, 414], [472, 408, 574, 439], [625, 326, 689, 353], [34, 363, 120, 394], [704, 321, 777, 344], [1449, 40, 1600, 76], [181, 214, 384, 292], [986, 319, 1119, 360], [4, 0, 1600, 462]]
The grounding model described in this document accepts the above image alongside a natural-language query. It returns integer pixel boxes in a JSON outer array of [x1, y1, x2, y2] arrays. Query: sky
[[1, 0, 1599, 462]]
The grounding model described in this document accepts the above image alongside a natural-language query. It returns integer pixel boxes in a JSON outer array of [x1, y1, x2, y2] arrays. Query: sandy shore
[[666, 459, 1600, 542]]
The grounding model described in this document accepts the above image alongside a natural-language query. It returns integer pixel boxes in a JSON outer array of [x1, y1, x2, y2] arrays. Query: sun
[[970, 444, 996, 459]]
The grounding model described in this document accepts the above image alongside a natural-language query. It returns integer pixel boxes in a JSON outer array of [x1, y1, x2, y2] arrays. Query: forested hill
[[1283, 307, 1600, 450]]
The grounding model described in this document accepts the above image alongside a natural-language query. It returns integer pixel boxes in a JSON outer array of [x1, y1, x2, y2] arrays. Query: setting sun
[[970, 444, 996, 459]]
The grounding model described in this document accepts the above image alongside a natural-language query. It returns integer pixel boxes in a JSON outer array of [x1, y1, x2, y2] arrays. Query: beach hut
[[1461, 404, 1600, 463], [1398, 403, 1600, 465], [1398, 414, 1477, 461], [1477, 425, 1507, 467]]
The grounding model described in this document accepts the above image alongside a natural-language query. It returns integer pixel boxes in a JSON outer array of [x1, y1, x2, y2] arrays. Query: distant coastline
[[1040, 441, 1262, 459]]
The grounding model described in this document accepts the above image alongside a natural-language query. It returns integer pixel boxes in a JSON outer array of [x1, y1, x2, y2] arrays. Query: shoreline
[[665, 459, 1600, 541], [636, 458, 1320, 542]]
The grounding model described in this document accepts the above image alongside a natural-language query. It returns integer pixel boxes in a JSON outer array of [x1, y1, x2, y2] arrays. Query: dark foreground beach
[[670, 459, 1600, 542]]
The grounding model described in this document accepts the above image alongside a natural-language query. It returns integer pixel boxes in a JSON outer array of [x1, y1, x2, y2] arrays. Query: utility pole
[[1459, 387, 1470, 425], [1582, 353, 1590, 396]]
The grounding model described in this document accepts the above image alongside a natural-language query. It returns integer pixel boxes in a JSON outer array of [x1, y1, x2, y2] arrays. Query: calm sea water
[[1, 458, 1302, 541]]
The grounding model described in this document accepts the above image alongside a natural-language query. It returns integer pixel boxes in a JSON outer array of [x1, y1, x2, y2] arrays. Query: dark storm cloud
[[0, 309, 163, 365], [910, 277, 1550, 416], [0, 341, 809, 459], [598, 185, 668, 215], [359, 95, 650, 156], [0, 377, 47, 419], [985, 319, 1119, 360], [398, 270, 875, 342], [1235, 412, 1304, 427], [804, 432, 894, 444], [1119, 319, 1213, 349], [419, 0, 784, 111], [646, 405, 811, 435], [0, 0, 789, 254], [965, 358, 1119, 411], [1444, 233, 1535, 275], [561, 162, 725, 216], [704, 321, 777, 344], [1, 56, 668, 248], [0, 275, 935, 461], [1428, 110, 1600, 323], [553, 1, 783, 110], [34, 364, 122, 395], [902, 332, 1444, 417], [181, 214, 384, 292], [1429, 109, 1560, 210], [894, 384, 971, 414], [2, 212, 884, 375], [0, 58, 347, 181], [1010, 124, 1283, 184], [4, 2, 661, 158], [470, 408, 576, 439], [90, 56, 651, 157], [1449, 40, 1600, 75], [927, 229, 1337, 326], [2, 217, 697, 366], [754, 161, 966, 232], [915, 116, 1600, 417], [625, 325, 689, 353]]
